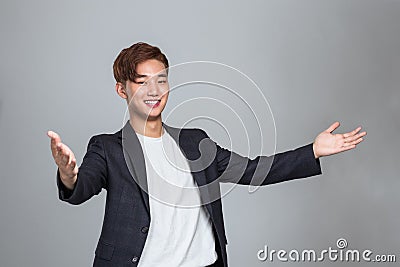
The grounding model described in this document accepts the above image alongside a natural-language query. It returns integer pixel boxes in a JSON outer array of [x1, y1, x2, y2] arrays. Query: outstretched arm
[[209, 122, 366, 186], [47, 131, 78, 190], [313, 122, 367, 159], [47, 131, 107, 205]]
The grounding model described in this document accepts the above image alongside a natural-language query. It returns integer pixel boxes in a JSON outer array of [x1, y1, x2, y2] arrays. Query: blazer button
[[141, 226, 149, 234], [132, 256, 139, 263]]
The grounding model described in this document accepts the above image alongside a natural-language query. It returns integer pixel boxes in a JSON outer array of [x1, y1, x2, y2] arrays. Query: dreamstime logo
[[257, 238, 397, 263], [121, 61, 277, 207], [336, 238, 348, 249]]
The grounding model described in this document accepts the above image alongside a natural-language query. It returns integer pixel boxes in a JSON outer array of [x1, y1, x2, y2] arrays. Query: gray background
[[1, 0, 399, 266]]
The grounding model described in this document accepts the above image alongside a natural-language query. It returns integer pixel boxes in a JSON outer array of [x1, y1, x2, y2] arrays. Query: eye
[[158, 80, 167, 84], [134, 80, 146, 85]]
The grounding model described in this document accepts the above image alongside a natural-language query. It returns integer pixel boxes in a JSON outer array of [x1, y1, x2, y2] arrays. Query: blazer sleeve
[[57, 135, 108, 205], [201, 130, 322, 185]]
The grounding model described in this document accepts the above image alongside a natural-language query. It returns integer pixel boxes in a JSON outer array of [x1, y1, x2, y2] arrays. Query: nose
[[147, 82, 160, 96], [146, 78, 167, 97]]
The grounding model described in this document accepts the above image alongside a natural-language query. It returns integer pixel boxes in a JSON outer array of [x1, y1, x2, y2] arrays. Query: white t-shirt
[[136, 127, 217, 267]]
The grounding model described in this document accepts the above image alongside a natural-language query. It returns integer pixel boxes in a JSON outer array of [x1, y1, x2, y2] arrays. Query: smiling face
[[116, 59, 169, 123]]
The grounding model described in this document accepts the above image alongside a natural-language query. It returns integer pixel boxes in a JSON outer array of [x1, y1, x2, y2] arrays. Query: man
[[47, 42, 366, 266]]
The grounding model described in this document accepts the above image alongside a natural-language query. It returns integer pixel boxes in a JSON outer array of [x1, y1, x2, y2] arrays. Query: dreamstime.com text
[[257, 238, 396, 263]]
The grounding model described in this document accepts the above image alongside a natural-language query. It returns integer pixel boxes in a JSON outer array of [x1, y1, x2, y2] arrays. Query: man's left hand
[[313, 121, 367, 158]]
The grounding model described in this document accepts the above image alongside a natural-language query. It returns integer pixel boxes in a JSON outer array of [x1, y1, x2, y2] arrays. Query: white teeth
[[144, 100, 159, 104]]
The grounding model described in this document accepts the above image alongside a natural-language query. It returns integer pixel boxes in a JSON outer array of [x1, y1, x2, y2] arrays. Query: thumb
[[47, 130, 61, 141], [325, 121, 340, 133]]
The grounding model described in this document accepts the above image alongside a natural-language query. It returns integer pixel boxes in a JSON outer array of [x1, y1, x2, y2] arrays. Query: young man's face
[[119, 59, 169, 122]]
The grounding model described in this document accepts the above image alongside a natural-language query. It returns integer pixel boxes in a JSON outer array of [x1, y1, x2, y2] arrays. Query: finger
[[56, 143, 66, 158], [57, 144, 71, 165], [343, 127, 362, 138], [70, 159, 78, 174], [59, 156, 76, 177], [325, 121, 340, 133], [67, 151, 76, 166], [343, 137, 364, 147], [338, 144, 356, 152], [56, 143, 70, 157], [53, 144, 64, 163], [333, 144, 357, 153], [48, 131, 62, 155], [70, 158, 77, 170], [60, 151, 70, 166], [48, 130, 61, 143], [344, 131, 366, 143]]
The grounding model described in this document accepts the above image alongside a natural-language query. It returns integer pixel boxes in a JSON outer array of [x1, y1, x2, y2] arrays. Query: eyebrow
[[136, 73, 167, 79]]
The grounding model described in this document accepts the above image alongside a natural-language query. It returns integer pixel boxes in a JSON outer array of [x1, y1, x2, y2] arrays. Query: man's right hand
[[47, 131, 78, 190]]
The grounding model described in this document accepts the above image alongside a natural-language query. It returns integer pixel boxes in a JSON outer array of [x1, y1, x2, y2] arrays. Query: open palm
[[313, 122, 366, 158]]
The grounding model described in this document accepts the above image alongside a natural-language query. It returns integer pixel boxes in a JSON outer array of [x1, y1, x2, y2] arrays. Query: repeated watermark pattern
[[257, 238, 396, 263], [121, 61, 277, 207]]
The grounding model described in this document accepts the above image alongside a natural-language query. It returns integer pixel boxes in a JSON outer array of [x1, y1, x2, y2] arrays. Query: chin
[[145, 115, 162, 121], [146, 110, 163, 118]]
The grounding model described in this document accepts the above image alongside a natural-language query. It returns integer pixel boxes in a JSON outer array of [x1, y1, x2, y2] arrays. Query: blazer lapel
[[121, 121, 150, 214]]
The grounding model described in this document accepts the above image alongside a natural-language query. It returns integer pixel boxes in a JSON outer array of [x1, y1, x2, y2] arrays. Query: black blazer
[[57, 121, 322, 266]]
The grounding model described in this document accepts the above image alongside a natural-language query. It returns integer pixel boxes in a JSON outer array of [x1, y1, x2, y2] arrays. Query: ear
[[115, 82, 127, 99]]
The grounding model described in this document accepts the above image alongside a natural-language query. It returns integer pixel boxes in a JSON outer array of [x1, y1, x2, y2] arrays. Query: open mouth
[[144, 100, 161, 108]]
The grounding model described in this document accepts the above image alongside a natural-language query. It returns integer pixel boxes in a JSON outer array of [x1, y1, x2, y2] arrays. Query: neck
[[129, 116, 164, 138]]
